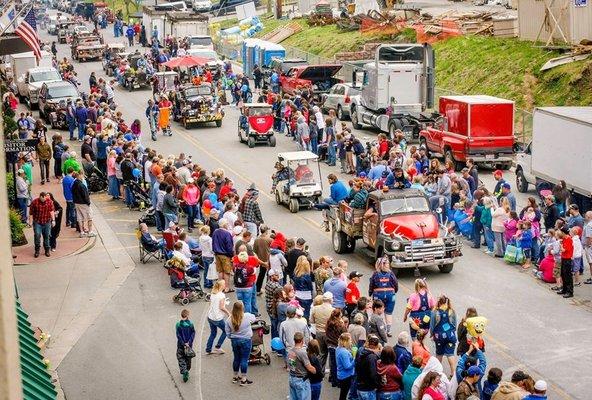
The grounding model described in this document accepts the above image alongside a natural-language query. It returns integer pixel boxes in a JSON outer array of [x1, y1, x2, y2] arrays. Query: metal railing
[[215, 41, 534, 143]]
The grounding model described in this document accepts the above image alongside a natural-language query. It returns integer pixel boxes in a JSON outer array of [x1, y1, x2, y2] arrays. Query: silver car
[[322, 83, 360, 120]]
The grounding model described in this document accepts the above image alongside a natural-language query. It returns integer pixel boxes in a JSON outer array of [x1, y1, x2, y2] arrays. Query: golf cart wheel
[[439, 264, 454, 273], [275, 190, 282, 205], [269, 135, 276, 147], [215, 119, 222, 128], [289, 198, 299, 213], [248, 137, 255, 148], [264, 353, 271, 365]]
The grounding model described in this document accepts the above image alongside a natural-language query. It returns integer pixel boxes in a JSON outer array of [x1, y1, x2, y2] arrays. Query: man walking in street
[[29, 192, 55, 258], [243, 190, 264, 237], [176, 309, 195, 383], [71, 172, 96, 237]]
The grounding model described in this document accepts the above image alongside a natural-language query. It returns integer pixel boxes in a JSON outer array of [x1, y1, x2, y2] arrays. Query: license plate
[[412, 239, 424, 247], [423, 255, 435, 263], [485, 154, 495, 160]]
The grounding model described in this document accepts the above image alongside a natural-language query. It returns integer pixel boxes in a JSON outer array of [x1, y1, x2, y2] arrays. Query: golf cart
[[102, 43, 128, 76], [274, 151, 323, 213], [153, 71, 178, 93], [238, 103, 276, 148]]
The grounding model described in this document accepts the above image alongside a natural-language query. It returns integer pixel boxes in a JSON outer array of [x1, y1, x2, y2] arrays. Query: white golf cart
[[274, 151, 323, 213]]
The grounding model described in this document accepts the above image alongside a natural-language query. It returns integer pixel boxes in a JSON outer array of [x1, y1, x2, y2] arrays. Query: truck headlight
[[444, 236, 457, 245], [387, 241, 402, 251]]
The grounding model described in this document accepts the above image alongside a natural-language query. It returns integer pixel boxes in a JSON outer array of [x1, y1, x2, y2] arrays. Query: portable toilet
[[258, 42, 286, 68], [242, 38, 262, 78]]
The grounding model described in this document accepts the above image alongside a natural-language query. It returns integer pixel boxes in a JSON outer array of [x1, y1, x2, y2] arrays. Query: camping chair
[[136, 229, 163, 264]]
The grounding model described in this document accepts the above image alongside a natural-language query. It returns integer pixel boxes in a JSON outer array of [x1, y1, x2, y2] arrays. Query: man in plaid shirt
[[242, 190, 264, 237], [29, 192, 55, 258]]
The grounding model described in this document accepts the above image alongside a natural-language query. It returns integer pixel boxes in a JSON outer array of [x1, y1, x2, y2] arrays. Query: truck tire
[[332, 226, 351, 254], [445, 149, 462, 171], [275, 189, 282, 205], [337, 105, 345, 121], [248, 137, 255, 148], [439, 264, 454, 273], [351, 106, 362, 130], [269, 135, 276, 147], [216, 119, 222, 128], [516, 168, 529, 193]]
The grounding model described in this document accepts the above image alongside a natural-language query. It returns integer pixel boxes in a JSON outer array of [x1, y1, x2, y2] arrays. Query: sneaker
[[214, 348, 225, 354], [240, 379, 253, 386], [232, 376, 240, 384], [87, 231, 97, 237], [182, 371, 189, 382], [45, 250, 50, 257]]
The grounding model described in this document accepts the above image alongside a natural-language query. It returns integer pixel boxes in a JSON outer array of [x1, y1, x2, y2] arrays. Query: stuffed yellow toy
[[464, 316, 488, 350]]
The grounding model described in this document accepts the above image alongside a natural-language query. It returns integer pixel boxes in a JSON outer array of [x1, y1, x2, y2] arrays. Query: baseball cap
[[348, 271, 363, 279], [322, 292, 333, 301], [467, 366, 483, 377], [267, 269, 279, 277], [367, 334, 380, 346], [511, 370, 529, 383], [534, 380, 547, 392], [502, 182, 511, 189], [569, 204, 579, 210]]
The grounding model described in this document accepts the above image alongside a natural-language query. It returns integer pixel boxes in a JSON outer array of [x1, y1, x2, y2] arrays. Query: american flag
[[15, 8, 41, 60]]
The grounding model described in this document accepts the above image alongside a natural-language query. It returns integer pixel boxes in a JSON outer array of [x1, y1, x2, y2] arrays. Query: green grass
[[215, 16, 592, 110], [103, 0, 140, 20]]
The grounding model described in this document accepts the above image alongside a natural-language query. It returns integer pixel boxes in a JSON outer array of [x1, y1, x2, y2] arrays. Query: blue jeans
[[327, 143, 336, 165], [185, 204, 199, 228], [77, 122, 86, 140], [33, 222, 51, 251], [17, 198, 28, 223], [250, 285, 259, 314], [357, 390, 377, 400], [472, 221, 483, 248], [531, 237, 540, 262], [206, 318, 226, 353], [289, 375, 311, 400], [270, 316, 279, 340], [484, 226, 494, 252], [164, 213, 177, 228], [124, 184, 136, 207], [202, 256, 214, 288], [311, 135, 318, 154], [378, 391, 402, 400], [108, 175, 120, 198], [65, 201, 77, 227], [231, 338, 251, 374], [236, 287, 253, 313], [311, 382, 322, 400], [67, 117, 76, 140], [297, 297, 313, 321]]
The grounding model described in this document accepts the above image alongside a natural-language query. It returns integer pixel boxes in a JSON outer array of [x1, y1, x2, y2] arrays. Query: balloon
[[132, 168, 141, 178], [203, 199, 212, 209], [271, 337, 284, 351]]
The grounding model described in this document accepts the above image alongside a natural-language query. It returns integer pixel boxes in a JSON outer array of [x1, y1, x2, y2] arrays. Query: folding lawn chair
[[136, 229, 164, 264]]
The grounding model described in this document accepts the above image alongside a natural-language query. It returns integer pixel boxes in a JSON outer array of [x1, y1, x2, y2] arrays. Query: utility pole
[[0, 105, 23, 399]]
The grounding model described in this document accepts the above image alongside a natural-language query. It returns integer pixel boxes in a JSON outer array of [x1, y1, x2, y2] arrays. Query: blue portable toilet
[[242, 39, 262, 78], [260, 42, 286, 68]]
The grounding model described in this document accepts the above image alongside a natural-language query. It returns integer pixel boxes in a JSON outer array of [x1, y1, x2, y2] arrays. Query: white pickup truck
[[17, 66, 63, 110]]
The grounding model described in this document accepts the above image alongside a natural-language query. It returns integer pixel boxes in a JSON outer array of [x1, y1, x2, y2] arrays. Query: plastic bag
[[206, 259, 218, 281], [504, 244, 524, 264]]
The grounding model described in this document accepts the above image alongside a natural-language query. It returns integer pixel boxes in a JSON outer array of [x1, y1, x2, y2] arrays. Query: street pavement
[[11, 14, 592, 400]]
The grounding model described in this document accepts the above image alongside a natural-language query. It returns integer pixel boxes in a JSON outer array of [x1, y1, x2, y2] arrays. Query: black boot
[[34, 248, 40, 258]]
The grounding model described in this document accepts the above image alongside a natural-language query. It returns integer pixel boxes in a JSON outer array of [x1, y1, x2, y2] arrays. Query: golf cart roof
[[244, 103, 271, 108], [107, 42, 125, 49], [278, 151, 318, 162], [154, 71, 178, 76]]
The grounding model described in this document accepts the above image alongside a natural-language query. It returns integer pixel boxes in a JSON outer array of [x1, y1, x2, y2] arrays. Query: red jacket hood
[[271, 232, 287, 252], [381, 213, 439, 240]]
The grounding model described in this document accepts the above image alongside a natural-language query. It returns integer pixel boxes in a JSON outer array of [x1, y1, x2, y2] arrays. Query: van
[[154, 1, 188, 11], [187, 35, 214, 50]]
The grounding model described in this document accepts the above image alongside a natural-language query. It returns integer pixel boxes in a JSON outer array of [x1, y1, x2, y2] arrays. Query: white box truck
[[515, 107, 592, 211]]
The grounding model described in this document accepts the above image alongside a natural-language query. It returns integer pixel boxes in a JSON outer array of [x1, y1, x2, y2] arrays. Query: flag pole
[[0, 1, 32, 37]]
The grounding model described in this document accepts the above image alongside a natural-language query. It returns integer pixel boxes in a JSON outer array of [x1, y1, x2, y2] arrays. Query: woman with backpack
[[429, 295, 457, 375], [232, 247, 266, 315]]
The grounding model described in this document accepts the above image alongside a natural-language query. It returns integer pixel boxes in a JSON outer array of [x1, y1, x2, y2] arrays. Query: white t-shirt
[[208, 292, 227, 321], [573, 235, 583, 258], [199, 235, 214, 258], [144, 160, 153, 182], [223, 211, 238, 227]]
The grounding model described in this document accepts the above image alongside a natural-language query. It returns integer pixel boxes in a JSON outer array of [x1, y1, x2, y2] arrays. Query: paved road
[[20, 15, 592, 400]]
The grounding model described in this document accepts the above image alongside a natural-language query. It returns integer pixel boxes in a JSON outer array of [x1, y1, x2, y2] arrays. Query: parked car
[[279, 64, 343, 97], [263, 58, 307, 88], [192, 0, 212, 12], [321, 83, 360, 120]]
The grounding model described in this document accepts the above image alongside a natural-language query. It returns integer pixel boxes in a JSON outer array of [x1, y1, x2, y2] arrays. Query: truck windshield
[[30, 70, 61, 83], [381, 197, 429, 215], [378, 46, 423, 63], [47, 85, 78, 99], [189, 37, 212, 47], [185, 86, 212, 97]]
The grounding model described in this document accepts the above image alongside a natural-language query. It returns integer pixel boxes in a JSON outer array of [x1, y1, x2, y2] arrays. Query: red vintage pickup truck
[[419, 95, 515, 171], [279, 65, 343, 96]]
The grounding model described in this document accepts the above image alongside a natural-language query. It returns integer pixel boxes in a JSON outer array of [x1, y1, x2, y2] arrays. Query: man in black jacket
[[285, 238, 311, 281], [543, 195, 560, 232], [120, 153, 136, 207], [355, 334, 382, 398], [71, 172, 95, 237]]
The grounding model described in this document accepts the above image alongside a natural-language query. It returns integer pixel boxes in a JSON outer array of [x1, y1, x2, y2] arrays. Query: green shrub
[[6, 172, 15, 205], [9, 208, 27, 246], [4, 114, 17, 138]]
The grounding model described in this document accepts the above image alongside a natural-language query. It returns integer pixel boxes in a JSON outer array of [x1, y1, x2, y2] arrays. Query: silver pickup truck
[[17, 67, 63, 110]]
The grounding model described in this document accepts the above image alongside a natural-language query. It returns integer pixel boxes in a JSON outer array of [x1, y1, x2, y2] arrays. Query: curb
[[13, 236, 98, 267]]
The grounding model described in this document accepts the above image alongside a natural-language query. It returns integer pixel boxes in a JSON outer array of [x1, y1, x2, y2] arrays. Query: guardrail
[[215, 41, 533, 144]]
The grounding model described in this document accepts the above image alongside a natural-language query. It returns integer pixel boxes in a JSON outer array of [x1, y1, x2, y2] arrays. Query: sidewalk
[[11, 171, 94, 265]]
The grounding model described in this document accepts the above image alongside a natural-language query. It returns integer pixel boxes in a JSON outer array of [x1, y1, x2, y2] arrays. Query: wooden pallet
[[259, 22, 303, 43]]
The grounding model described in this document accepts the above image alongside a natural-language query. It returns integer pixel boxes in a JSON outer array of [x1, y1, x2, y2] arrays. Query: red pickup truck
[[280, 65, 343, 96], [419, 95, 515, 171]]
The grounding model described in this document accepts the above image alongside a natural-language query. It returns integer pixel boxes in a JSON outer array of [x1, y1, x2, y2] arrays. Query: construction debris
[[259, 21, 302, 43], [540, 44, 592, 71], [334, 42, 381, 61]]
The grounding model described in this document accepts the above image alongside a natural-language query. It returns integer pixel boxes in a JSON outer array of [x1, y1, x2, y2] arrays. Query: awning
[[16, 300, 57, 400]]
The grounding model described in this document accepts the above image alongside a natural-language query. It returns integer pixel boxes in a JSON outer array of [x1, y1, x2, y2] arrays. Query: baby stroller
[[128, 180, 152, 210], [164, 259, 209, 305], [88, 166, 108, 193], [138, 206, 156, 226], [248, 319, 271, 366]]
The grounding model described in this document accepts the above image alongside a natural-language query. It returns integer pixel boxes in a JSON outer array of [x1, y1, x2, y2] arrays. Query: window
[[380, 197, 429, 215], [30, 70, 61, 83]]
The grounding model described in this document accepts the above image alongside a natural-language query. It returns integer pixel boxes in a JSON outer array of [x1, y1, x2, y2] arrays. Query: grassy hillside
[[239, 17, 592, 110]]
